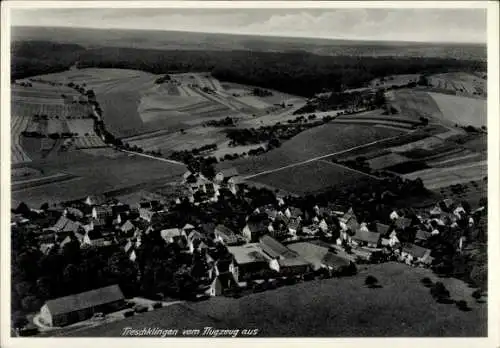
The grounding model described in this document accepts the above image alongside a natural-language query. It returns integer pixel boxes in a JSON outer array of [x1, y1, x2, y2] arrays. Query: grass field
[[59, 262, 486, 337], [428, 92, 487, 127], [218, 124, 405, 176], [250, 160, 376, 195]]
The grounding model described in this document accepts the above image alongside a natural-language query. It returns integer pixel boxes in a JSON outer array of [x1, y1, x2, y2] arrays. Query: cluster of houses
[[11, 167, 486, 329]]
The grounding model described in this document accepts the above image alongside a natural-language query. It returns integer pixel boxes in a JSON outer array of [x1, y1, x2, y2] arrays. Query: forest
[[12, 41, 486, 97]]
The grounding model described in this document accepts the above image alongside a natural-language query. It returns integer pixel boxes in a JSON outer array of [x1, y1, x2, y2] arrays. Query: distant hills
[[11, 26, 487, 61]]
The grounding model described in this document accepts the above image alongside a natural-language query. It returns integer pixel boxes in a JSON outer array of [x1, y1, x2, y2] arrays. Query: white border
[[1, 2, 498, 348]]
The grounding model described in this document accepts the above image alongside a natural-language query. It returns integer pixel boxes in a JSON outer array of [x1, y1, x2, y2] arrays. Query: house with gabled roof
[[39, 285, 125, 327], [351, 229, 381, 248], [288, 242, 352, 272], [339, 208, 359, 232], [160, 228, 187, 245], [52, 216, 83, 235], [259, 235, 311, 276], [227, 244, 276, 284], [401, 244, 433, 266], [215, 225, 241, 246]]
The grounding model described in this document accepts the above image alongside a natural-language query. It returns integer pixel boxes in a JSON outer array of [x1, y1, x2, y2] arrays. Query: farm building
[[39, 285, 126, 327], [351, 229, 381, 248], [160, 228, 187, 245], [215, 225, 241, 245], [401, 244, 433, 265], [51, 216, 83, 235], [287, 242, 352, 272], [259, 235, 311, 276], [227, 244, 276, 283]]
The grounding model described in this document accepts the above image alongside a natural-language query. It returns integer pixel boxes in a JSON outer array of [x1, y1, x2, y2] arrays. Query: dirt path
[[243, 131, 417, 180], [119, 149, 185, 166]]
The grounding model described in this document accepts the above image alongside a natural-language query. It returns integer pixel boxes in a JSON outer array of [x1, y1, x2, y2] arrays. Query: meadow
[[60, 262, 486, 337]]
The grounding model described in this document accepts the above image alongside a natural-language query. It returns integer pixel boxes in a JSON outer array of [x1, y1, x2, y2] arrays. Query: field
[[428, 92, 487, 127], [387, 89, 444, 121], [11, 149, 186, 207], [218, 124, 405, 176], [250, 160, 376, 195], [59, 262, 486, 337], [11, 81, 98, 164], [403, 160, 487, 190], [428, 72, 487, 98]]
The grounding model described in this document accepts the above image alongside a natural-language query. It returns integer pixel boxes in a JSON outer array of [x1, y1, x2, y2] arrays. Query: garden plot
[[390, 90, 444, 121], [72, 136, 107, 149]]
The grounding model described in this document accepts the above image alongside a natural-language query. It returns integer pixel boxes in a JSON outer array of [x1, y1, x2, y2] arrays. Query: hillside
[[57, 263, 486, 337]]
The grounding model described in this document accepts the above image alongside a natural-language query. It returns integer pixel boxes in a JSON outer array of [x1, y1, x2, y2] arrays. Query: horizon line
[[11, 25, 488, 46]]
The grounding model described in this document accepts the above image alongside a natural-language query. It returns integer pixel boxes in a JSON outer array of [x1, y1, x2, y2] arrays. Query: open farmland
[[60, 262, 485, 337], [428, 92, 487, 127], [218, 124, 405, 176], [429, 72, 487, 98], [250, 160, 377, 195], [388, 89, 444, 121], [403, 160, 487, 190], [125, 126, 226, 154], [11, 149, 186, 207], [11, 116, 31, 164]]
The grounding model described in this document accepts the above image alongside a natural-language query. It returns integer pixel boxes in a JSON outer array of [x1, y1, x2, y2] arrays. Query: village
[[11, 165, 487, 335]]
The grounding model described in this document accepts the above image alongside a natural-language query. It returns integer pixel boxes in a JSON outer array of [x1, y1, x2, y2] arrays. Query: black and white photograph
[[1, 1, 498, 345]]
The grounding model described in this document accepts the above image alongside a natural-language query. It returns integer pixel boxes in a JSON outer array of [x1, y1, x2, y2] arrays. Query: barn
[[39, 284, 125, 327]]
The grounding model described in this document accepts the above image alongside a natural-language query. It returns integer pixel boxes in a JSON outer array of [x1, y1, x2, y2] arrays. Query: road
[[243, 131, 417, 180], [119, 149, 185, 166]]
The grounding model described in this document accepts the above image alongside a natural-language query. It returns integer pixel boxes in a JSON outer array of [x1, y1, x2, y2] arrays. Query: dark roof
[[395, 217, 412, 230], [415, 230, 432, 241], [53, 216, 81, 233], [289, 207, 303, 217], [375, 223, 391, 236], [215, 225, 239, 245], [353, 230, 381, 244], [288, 242, 349, 270], [259, 235, 298, 259], [403, 244, 431, 259], [44, 285, 124, 316]]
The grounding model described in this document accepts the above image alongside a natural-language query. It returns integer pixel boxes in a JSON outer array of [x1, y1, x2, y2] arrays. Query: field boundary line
[[119, 149, 185, 166], [317, 159, 382, 180], [243, 130, 418, 180]]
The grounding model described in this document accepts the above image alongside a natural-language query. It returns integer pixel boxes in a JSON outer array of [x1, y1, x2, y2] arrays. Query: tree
[[40, 202, 49, 211], [365, 275, 379, 287]]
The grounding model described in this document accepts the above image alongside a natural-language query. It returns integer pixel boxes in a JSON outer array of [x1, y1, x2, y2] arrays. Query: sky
[[10, 8, 487, 43]]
